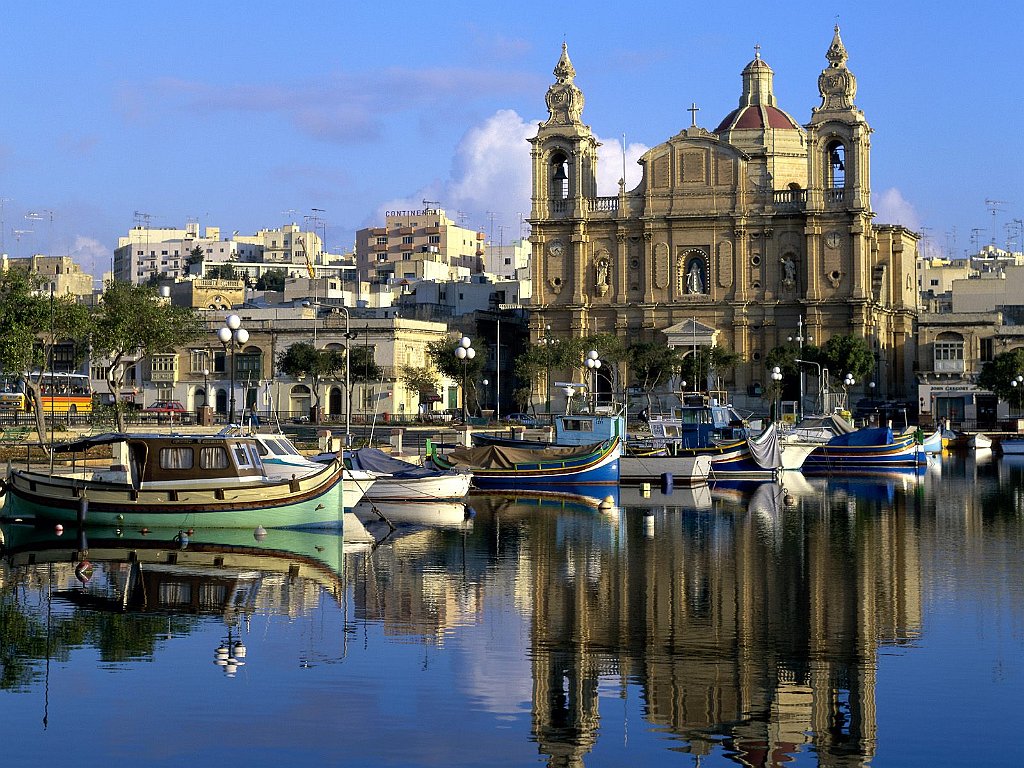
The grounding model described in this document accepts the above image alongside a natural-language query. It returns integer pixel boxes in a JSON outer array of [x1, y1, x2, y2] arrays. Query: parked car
[[142, 400, 187, 420], [505, 413, 538, 427]]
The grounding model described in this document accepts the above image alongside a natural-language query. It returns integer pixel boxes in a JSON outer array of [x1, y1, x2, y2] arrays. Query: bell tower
[[529, 43, 601, 308], [806, 25, 871, 211]]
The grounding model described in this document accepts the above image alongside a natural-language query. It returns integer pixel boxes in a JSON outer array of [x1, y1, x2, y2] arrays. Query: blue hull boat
[[802, 426, 926, 475], [427, 437, 620, 490]]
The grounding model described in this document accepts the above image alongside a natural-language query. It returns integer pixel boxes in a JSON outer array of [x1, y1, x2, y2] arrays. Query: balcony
[[933, 358, 965, 374], [772, 189, 807, 210]]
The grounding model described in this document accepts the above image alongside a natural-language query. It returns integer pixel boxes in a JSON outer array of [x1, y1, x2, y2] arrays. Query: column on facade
[[615, 232, 627, 303], [643, 231, 655, 304]]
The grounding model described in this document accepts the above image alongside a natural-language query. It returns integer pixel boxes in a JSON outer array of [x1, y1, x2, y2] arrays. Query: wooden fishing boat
[[1, 432, 361, 530], [426, 436, 620, 491], [802, 426, 926, 475]]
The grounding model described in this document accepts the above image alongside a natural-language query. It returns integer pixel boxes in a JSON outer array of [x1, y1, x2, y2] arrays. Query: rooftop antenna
[[422, 199, 440, 213], [485, 211, 499, 244], [281, 209, 299, 223], [970, 228, 984, 253], [12, 228, 31, 257], [133, 210, 151, 229], [985, 198, 1008, 244]]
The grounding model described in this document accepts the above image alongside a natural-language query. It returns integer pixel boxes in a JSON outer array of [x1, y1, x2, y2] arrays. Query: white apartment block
[[354, 206, 484, 283], [113, 221, 350, 286], [482, 238, 531, 280]]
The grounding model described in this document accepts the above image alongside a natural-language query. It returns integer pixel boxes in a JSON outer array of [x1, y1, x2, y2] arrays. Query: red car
[[143, 400, 187, 419]]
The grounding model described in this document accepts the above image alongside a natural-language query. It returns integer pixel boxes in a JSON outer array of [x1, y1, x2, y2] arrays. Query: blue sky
[[0, 1, 1020, 279]]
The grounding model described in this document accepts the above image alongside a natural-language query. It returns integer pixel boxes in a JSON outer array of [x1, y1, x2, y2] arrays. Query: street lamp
[[843, 372, 856, 414], [303, 301, 354, 443], [482, 379, 489, 412], [771, 366, 783, 422], [788, 316, 813, 420], [584, 349, 602, 413], [541, 324, 553, 414], [218, 314, 248, 424], [202, 367, 210, 408], [1011, 375, 1024, 416], [454, 336, 475, 422]]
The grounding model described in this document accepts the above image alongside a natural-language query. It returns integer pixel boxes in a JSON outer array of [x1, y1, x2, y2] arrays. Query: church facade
[[528, 29, 919, 408]]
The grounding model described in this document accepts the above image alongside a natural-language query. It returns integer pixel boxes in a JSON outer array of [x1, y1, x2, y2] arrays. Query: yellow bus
[[0, 372, 93, 415]]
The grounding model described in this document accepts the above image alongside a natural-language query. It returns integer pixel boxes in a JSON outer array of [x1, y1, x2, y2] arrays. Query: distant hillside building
[[1, 254, 94, 299]]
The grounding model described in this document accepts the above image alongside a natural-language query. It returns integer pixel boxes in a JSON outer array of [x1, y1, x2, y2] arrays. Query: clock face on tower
[[549, 240, 565, 258], [825, 231, 842, 249]]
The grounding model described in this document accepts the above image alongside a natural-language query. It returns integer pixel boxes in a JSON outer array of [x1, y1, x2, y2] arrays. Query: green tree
[[626, 341, 684, 410], [811, 335, 875, 387], [185, 246, 205, 267], [91, 281, 205, 431], [277, 342, 345, 423], [978, 349, 1024, 407], [0, 269, 92, 443], [400, 365, 440, 418], [206, 262, 238, 281], [426, 337, 489, 416], [679, 345, 742, 393], [512, 332, 624, 414], [254, 268, 287, 292]]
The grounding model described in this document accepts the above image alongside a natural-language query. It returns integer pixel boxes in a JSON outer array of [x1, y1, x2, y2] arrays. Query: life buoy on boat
[[75, 560, 94, 584]]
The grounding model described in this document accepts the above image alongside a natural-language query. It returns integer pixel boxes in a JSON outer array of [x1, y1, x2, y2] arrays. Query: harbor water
[[0, 451, 1021, 767]]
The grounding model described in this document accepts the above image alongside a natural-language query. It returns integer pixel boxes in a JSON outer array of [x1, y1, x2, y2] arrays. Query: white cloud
[[874, 187, 920, 231], [67, 236, 110, 283], [378, 110, 649, 238]]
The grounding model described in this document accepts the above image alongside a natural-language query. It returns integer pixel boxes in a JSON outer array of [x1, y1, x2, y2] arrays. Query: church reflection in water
[[345, 482, 930, 768]]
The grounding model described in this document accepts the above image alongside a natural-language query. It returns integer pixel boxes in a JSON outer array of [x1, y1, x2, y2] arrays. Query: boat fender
[[661, 472, 674, 494], [75, 560, 93, 584], [0, 476, 7, 496], [77, 495, 89, 525]]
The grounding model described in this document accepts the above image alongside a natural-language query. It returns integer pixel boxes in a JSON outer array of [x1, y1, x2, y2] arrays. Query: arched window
[[215, 388, 228, 414], [550, 152, 569, 200], [826, 140, 846, 189], [329, 386, 343, 416]]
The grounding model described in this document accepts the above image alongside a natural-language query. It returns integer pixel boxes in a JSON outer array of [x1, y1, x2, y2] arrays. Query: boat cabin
[[648, 394, 748, 447], [57, 433, 268, 488]]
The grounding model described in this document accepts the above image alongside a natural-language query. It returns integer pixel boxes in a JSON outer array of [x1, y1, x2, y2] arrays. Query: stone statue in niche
[[781, 256, 796, 288], [594, 258, 610, 296], [686, 260, 704, 294]]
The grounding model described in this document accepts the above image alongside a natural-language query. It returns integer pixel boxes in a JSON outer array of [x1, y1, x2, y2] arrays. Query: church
[[527, 28, 918, 410]]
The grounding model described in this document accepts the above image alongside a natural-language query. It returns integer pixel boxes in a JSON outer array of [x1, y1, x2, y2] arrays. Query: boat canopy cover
[[747, 423, 782, 469], [827, 426, 895, 446], [348, 448, 445, 479], [444, 441, 604, 469]]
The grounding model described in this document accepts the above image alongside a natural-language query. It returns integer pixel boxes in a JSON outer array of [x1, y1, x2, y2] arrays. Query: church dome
[[714, 50, 802, 134], [715, 104, 801, 133]]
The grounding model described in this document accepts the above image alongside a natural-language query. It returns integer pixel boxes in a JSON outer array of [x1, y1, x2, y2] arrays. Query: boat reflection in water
[[1, 457, 1021, 767], [0, 518, 377, 676]]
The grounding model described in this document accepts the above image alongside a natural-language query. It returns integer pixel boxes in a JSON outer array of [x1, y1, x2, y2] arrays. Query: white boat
[[969, 433, 993, 450], [245, 431, 376, 506], [2, 431, 355, 529], [342, 447, 471, 502]]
